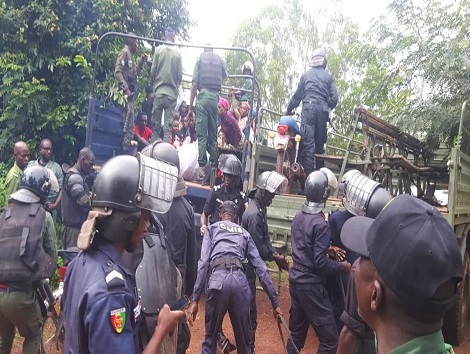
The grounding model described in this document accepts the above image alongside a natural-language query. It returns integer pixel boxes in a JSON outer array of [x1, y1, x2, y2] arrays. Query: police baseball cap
[[219, 201, 238, 215], [341, 194, 463, 312]]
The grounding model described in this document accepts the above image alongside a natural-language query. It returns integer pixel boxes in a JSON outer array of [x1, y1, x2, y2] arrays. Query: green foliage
[[367, 0, 470, 153], [0, 0, 191, 163], [227, 0, 469, 155], [225, 0, 411, 142], [49, 255, 63, 291], [226, 0, 320, 119], [0, 162, 9, 207]]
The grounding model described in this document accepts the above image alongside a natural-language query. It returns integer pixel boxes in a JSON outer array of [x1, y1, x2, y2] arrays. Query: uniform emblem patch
[[110, 307, 126, 334]]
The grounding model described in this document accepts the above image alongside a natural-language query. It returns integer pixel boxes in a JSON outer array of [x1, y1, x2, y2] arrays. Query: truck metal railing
[[448, 100, 470, 232], [87, 32, 262, 189]]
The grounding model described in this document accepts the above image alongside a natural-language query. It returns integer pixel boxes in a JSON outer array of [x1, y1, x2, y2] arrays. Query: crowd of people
[[1, 143, 463, 354], [0, 33, 464, 354], [115, 31, 255, 185]]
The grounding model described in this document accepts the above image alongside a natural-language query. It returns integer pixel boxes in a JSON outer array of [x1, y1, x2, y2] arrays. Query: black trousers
[[287, 282, 339, 354], [299, 106, 329, 176]]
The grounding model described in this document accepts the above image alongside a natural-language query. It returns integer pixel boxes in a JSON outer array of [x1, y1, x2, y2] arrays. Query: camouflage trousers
[[122, 98, 135, 151]]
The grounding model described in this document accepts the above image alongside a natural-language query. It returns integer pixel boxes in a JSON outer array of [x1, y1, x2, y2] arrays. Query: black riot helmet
[[341, 170, 392, 218], [141, 140, 180, 173], [11, 166, 51, 203], [220, 154, 242, 176], [92, 154, 178, 214], [302, 168, 338, 214]]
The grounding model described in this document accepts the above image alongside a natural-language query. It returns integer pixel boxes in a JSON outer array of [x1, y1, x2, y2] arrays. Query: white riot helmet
[[242, 61, 254, 75], [341, 170, 392, 218], [248, 171, 286, 198], [308, 48, 327, 68]]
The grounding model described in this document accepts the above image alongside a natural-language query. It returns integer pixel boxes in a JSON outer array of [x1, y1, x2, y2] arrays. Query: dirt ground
[[187, 278, 318, 354], [11, 279, 470, 353]]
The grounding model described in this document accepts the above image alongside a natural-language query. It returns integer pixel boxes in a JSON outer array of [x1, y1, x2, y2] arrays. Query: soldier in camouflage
[[114, 33, 148, 153]]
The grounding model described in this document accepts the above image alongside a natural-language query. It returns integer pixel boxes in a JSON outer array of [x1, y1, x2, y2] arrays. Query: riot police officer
[[62, 154, 184, 354], [285, 48, 338, 175], [188, 201, 282, 354], [332, 170, 392, 354], [242, 170, 289, 352], [140, 141, 196, 353], [287, 168, 351, 354], [200, 154, 246, 235], [0, 166, 57, 354]]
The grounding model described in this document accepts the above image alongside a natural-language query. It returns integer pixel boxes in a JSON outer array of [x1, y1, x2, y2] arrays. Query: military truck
[[85, 32, 470, 345], [250, 104, 470, 346], [84, 31, 259, 265]]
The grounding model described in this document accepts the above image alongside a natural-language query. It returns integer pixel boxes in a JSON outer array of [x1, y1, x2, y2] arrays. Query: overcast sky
[[184, 0, 390, 46], [178, 0, 390, 100]]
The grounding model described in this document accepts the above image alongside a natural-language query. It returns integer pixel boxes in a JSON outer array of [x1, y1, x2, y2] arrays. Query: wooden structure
[[315, 107, 447, 198]]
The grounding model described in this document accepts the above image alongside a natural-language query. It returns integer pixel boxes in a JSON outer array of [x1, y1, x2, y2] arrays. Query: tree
[[225, 0, 319, 121], [225, 0, 411, 146], [0, 0, 191, 163], [367, 0, 470, 153]]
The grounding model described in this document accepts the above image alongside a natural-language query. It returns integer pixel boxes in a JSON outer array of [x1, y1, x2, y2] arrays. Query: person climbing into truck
[[285, 48, 338, 177]]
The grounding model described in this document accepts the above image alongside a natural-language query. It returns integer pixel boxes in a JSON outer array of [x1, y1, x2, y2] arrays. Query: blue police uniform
[[192, 219, 279, 354], [203, 183, 245, 224], [328, 210, 375, 353], [287, 211, 344, 354], [326, 210, 355, 330], [286, 67, 338, 175], [63, 237, 141, 354], [241, 197, 276, 350]]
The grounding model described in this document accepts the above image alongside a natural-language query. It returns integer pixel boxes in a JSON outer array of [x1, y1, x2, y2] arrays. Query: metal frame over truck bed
[[251, 103, 470, 345]]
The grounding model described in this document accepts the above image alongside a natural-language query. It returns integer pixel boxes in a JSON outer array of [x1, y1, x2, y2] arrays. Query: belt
[[211, 264, 243, 272], [0, 282, 22, 292], [210, 256, 244, 272], [292, 263, 317, 274]]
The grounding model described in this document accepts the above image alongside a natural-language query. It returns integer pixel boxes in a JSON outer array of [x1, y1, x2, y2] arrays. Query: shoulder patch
[[214, 184, 221, 191], [110, 307, 126, 334], [105, 269, 125, 289]]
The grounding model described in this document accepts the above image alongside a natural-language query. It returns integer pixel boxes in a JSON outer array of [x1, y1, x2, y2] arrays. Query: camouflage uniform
[[114, 45, 144, 151]]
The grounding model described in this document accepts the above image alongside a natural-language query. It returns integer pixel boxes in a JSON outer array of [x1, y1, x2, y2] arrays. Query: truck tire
[[442, 252, 470, 346]]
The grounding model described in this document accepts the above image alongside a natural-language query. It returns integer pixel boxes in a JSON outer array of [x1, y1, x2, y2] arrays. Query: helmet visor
[[135, 154, 178, 214]]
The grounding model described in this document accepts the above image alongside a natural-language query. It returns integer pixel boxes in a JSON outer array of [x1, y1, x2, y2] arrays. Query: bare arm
[[142, 305, 184, 354], [186, 81, 198, 118], [200, 211, 208, 236], [134, 133, 149, 147], [48, 189, 62, 211], [230, 88, 241, 120]]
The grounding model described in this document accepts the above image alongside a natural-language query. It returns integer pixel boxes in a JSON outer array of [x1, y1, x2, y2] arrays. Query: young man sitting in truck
[[133, 112, 152, 151]]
